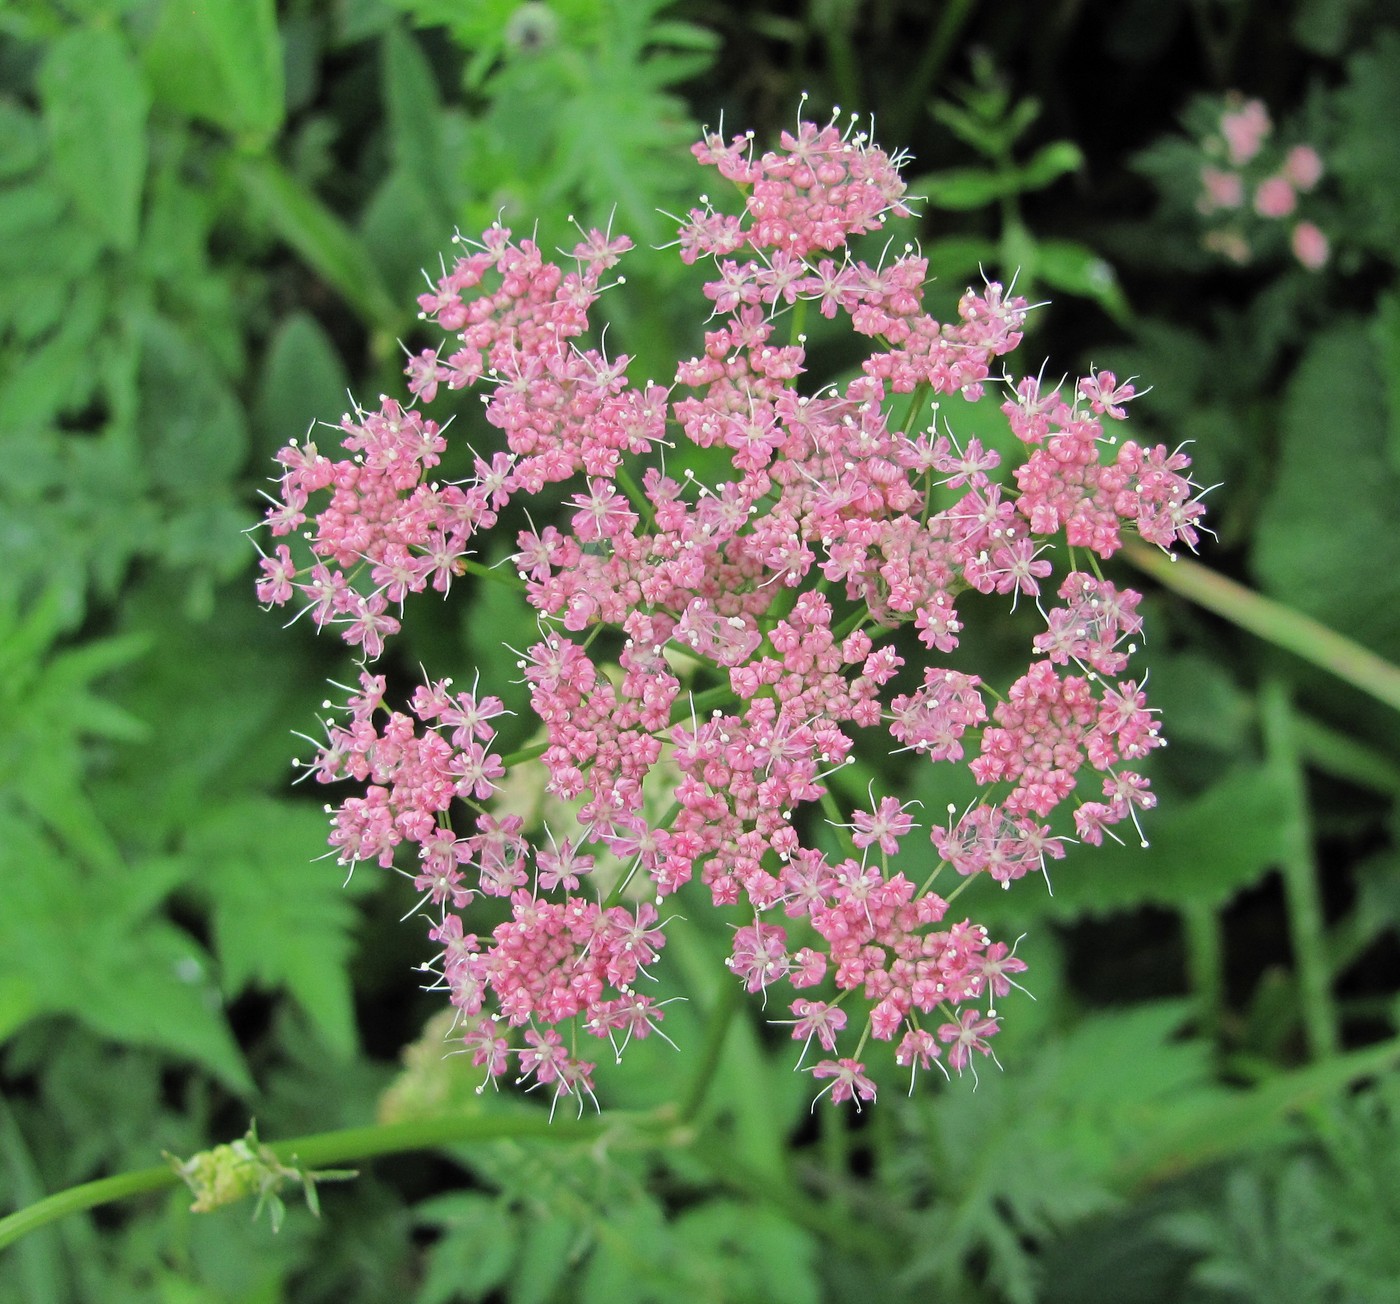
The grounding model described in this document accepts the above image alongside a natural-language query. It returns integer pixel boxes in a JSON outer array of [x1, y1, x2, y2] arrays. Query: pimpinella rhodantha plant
[[256, 112, 1204, 1113]]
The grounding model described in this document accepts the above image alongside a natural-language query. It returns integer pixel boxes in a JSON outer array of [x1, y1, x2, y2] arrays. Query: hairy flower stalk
[[257, 113, 1203, 1111]]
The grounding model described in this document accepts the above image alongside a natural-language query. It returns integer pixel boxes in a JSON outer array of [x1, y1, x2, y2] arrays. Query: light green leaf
[[414, 1193, 520, 1304], [0, 821, 251, 1093], [186, 799, 361, 1059], [1018, 140, 1084, 190], [0, 101, 43, 180], [383, 24, 446, 187], [1012, 763, 1295, 921], [135, 315, 249, 493], [921, 165, 1018, 210], [1034, 239, 1130, 323], [142, 0, 284, 144], [37, 26, 149, 251]]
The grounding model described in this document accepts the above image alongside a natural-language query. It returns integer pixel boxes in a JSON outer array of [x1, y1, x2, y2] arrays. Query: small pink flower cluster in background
[[258, 113, 1202, 1111], [1196, 94, 1329, 271]]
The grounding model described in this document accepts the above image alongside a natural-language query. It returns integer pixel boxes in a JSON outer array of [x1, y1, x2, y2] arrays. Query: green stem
[[0, 1112, 672, 1253], [886, 0, 981, 144], [459, 556, 526, 591], [1261, 679, 1339, 1061], [1292, 714, 1400, 797], [679, 978, 743, 1123], [1182, 899, 1225, 1050], [1121, 539, 1400, 714]]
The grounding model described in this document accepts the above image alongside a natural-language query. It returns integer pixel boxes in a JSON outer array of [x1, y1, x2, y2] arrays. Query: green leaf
[[512, 1213, 574, 1304], [383, 25, 446, 191], [1117, 1036, 1400, 1190], [921, 165, 1019, 210], [253, 311, 353, 467], [1252, 321, 1400, 662], [0, 821, 252, 1093], [0, 101, 43, 180], [672, 1202, 820, 1304], [1372, 291, 1400, 475], [135, 315, 249, 493], [37, 26, 149, 251], [414, 1193, 519, 1303], [1017, 140, 1084, 190], [185, 798, 361, 1059], [1034, 239, 1130, 323], [1333, 32, 1400, 250], [1012, 763, 1295, 921], [922, 235, 1000, 288], [78, 916, 253, 1095], [142, 0, 284, 145], [231, 155, 401, 328], [100, 573, 327, 846]]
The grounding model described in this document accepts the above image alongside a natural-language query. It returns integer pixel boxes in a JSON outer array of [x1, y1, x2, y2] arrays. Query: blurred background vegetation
[[3, 0, 1400, 1300]]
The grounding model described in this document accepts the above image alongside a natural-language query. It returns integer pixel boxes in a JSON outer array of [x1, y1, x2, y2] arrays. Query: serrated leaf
[[512, 1213, 574, 1304], [185, 798, 361, 1059], [414, 1193, 519, 1303], [1252, 322, 1400, 661], [579, 1197, 671, 1304], [101, 573, 328, 845], [37, 26, 149, 251], [0, 820, 251, 1092], [1012, 763, 1295, 921], [1333, 32, 1400, 249], [673, 1202, 820, 1304], [135, 315, 249, 492], [77, 917, 253, 1095]]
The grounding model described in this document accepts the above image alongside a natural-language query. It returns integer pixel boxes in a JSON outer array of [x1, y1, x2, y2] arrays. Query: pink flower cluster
[[1195, 94, 1329, 271], [258, 113, 1201, 1110]]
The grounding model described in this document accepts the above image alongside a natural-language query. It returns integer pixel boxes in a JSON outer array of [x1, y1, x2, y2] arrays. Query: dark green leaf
[[1371, 291, 1400, 475], [232, 155, 401, 327]]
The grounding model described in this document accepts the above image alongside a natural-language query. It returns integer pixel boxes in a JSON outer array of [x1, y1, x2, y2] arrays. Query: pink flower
[[1291, 221, 1330, 271], [810, 1057, 878, 1108], [1253, 175, 1297, 219], [1198, 166, 1244, 214], [258, 111, 1193, 1109], [1220, 97, 1271, 166], [1283, 143, 1324, 191]]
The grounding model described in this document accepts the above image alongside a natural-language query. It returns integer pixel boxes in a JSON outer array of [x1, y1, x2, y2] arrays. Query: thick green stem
[[1261, 679, 1339, 1061], [1121, 540, 1400, 714], [0, 1112, 673, 1253], [1182, 899, 1225, 1049]]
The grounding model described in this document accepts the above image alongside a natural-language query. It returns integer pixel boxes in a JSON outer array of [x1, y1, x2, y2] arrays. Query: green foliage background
[[3, 1, 1400, 1300]]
